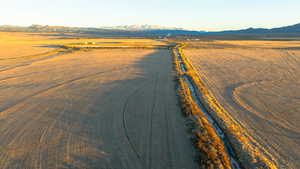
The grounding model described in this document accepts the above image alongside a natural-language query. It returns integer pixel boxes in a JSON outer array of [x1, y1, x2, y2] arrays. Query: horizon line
[[0, 22, 298, 32]]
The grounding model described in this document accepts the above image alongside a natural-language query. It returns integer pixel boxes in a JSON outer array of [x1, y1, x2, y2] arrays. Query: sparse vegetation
[[2, 31, 296, 169], [175, 42, 280, 169], [63, 42, 172, 49], [173, 44, 232, 169], [0, 32, 169, 59]]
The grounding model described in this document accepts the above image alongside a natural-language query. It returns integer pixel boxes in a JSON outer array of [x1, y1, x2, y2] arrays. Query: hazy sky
[[1, 0, 299, 31]]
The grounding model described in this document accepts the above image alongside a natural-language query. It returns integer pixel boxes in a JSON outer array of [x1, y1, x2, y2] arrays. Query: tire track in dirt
[[147, 74, 159, 169], [34, 88, 72, 169], [38, 86, 73, 145], [0, 49, 74, 73], [122, 81, 149, 165], [162, 76, 174, 169], [231, 79, 300, 134], [0, 66, 130, 115], [0, 65, 133, 169], [0, 48, 198, 169], [0, 72, 42, 82], [0, 96, 58, 168], [229, 80, 295, 166], [282, 51, 300, 83]]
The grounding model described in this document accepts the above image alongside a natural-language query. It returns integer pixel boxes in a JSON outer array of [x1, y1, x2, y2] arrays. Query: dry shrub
[[173, 46, 231, 169], [175, 43, 278, 169]]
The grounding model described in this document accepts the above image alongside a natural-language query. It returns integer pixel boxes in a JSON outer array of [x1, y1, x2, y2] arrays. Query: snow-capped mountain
[[101, 24, 184, 31]]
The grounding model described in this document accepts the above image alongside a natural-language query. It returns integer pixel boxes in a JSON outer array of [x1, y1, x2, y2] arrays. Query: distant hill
[[1, 23, 300, 37], [0, 24, 205, 37], [0, 25, 109, 33], [101, 24, 182, 31], [214, 23, 300, 34]]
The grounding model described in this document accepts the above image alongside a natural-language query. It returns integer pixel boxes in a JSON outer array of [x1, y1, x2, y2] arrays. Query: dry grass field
[[183, 40, 300, 168], [0, 32, 56, 59], [0, 32, 167, 59], [0, 33, 197, 169]]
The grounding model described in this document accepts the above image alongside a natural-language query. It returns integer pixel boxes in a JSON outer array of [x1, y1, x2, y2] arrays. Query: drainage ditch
[[176, 49, 241, 169]]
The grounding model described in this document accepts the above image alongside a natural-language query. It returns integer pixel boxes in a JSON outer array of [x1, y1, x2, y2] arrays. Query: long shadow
[[5, 49, 198, 169], [54, 49, 171, 169]]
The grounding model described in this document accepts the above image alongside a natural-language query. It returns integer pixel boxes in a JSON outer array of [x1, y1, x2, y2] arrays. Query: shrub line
[[172, 42, 278, 169]]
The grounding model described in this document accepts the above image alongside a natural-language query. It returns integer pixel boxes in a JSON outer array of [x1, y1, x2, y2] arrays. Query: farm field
[[183, 40, 300, 168], [0, 32, 167, 58], [0, 33, 197, 169]]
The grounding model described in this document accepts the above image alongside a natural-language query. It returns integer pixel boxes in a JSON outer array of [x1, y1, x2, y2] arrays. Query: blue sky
[[1, 0, 299, 31]]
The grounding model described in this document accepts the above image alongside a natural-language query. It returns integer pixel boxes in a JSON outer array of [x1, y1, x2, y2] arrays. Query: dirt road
[[0, 49, 197, 169]]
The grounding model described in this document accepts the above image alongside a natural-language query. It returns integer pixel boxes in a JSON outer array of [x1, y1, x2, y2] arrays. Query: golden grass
[[174, 45, 231, 169], [0, 48, 171, 168], [0, 32, 168, 59], [219, 40, 300, 48], [63, 43, 170, 49], [176, 43, 279, 169], [183, 40, 300, 50], [0, 48, 68, 61], [0, 34, 55, 59]]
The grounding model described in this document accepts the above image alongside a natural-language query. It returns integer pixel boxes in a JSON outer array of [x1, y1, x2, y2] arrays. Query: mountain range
[[215, 23, 300, 34], [0, 23, 300, 36], [100, 24, 183, 31]]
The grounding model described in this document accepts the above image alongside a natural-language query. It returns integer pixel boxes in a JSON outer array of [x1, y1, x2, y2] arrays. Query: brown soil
[[184, 41, 300, 169], [0, 45, 197, 169]]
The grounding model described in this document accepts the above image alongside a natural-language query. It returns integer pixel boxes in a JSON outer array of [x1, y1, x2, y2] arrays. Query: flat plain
[[0, 33, 197, 169], [184, 40, 300, 168]]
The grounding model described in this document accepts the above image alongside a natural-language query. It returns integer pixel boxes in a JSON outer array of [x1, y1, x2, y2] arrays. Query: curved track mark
[[122, 83, 148, 163], [147, 75, 159, 169], [0, 66, 130, 115], [0, 49, 74, 73], [232, 80, 300, 135], [162, 76, 174, 169]]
